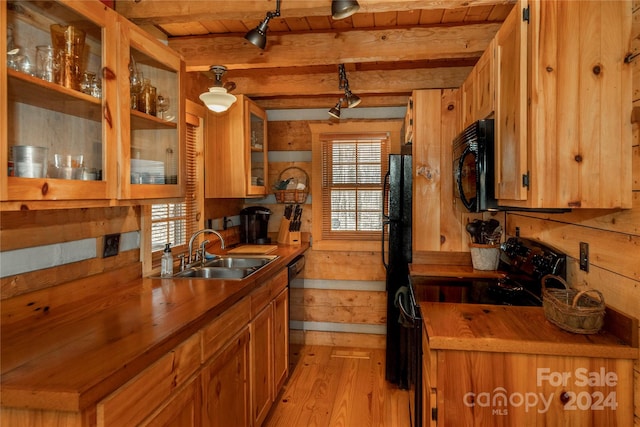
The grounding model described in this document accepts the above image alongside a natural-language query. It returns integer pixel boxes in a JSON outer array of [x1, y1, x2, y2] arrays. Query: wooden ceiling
[[115, 0, 516, 108]]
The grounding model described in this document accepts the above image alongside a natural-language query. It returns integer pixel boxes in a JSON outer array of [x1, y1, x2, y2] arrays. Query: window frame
[[310, 120, 403, 252], [142, 100, 206, 275]]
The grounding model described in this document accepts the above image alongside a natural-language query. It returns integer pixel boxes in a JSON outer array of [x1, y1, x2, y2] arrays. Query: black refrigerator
[[382, 154, 412, 387]]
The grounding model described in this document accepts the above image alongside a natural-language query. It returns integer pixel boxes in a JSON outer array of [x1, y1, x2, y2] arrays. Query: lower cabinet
[[250, 270, 290, 427], [96, 268, 289, 427], [202, 327, 251, 427], [422, 328, 635, 426], [144, 377, 202, 427]]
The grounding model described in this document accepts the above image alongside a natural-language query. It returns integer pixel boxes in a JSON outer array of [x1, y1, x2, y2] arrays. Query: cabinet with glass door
[[1, 0, 118, 209], [117, 17, 185, 200]]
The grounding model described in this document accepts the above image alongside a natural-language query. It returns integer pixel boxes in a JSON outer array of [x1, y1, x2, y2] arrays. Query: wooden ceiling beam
[[253, 94, 411, 110], [211, 66, 472, 97], [116, 0, 515, 25], [170, 23, 500, 71]]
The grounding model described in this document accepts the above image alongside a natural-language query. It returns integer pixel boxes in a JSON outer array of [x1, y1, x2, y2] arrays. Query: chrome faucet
[[187, 229, 226, 266]]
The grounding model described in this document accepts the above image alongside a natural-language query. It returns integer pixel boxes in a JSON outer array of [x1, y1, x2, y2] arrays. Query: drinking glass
[[157, 94, 170, 120]]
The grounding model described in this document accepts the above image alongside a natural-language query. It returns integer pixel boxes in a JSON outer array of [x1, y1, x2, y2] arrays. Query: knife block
[[277, 218, 301, 245]]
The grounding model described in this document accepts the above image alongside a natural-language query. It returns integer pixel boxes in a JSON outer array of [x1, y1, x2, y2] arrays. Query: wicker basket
[[541, 274, 605, 334], [273, 166, 309, 204]]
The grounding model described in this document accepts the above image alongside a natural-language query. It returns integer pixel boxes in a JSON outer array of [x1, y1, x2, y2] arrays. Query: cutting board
[[227, 245, 278, 254]]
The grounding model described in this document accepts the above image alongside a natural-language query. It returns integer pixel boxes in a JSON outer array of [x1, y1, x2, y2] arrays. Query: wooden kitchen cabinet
[[205, 94, 268, 198], [250, 269, 289, 427], [1, 0, 185, 208], [461, 72, 475, 129], [97, 332, 201, 426], [117, 17, 185, 200], [1, 0, 118, 207], [420, 303, 637, 426], [461, 38, 495, 131], [202, 327, 251, 427], [495, 0, 632, 209]]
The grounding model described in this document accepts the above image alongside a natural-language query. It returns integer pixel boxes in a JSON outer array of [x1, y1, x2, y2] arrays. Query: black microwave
[[452, 119, 499, 212]]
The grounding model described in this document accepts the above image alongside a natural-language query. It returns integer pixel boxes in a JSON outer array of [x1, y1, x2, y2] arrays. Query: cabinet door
[[251, 303, 274, 427], [2, 0, 117, 206], [204, 95, 268, 198], [246, 98, 268, 197], [474, 38, 495, 121], [461, 74, 474, 129], [494, 0, 528, 202], [202, 327, 251, 427], [143, 377, 201, 427], [272, 287, 289, 395], [117, 18, 185, 200]]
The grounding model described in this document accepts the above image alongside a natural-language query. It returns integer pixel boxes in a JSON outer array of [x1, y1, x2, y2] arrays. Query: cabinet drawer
[[97, 332, 200, 427], [251, 269, 288, 318], [422, 326, 437, 387], [201, 296, 251, 362]]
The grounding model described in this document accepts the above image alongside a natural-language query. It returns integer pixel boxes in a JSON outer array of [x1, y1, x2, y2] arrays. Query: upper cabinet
[[117, 17, 185, 201], [495, 0, 632, 209], [205, 95, 268, 198], [2, 0, 118, 207], [1, 0, 185, 209], [461, 38, 495, 129]]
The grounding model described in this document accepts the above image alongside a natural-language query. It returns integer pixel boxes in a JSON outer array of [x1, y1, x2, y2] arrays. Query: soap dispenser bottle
[[161, 243, 173, 277]]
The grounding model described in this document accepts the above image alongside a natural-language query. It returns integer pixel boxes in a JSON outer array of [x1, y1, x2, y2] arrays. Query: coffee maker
[[240, 207, 271, 244]]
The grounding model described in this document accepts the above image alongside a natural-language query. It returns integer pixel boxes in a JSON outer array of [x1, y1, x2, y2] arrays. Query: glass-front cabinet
[[1, 0, 185, 209], [117, 17, 185, 200], [1, 0, 118, 207]]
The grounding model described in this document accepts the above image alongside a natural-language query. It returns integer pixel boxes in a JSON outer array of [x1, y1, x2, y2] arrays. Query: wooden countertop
[[409, 263, 506, 279], [420, 302, 639, 359], [0, 244, 308, 412]]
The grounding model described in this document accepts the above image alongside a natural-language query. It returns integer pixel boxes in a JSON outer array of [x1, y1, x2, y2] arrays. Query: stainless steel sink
[[160, 255, 279, 280]]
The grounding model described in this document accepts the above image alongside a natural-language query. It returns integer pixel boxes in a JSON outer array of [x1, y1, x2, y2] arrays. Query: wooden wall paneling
[[439, 89, 465, 252], [289, 330, 385, 349], [0, 207, 140, 251], [506, 214, 639, 281], [289, 289, 386, 325], [634, 145, 640, 191], [633, 6, 640, 105], [303, 250, 385, 282], [413, 90, 443, 253], [267, 121, 313, 151], [566, 259, 639, 322]]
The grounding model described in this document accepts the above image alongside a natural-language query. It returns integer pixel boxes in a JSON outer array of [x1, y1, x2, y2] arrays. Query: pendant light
[[331, 0, 360, 20], [199, 66, 237, 113], [245, 0, 281, 50]]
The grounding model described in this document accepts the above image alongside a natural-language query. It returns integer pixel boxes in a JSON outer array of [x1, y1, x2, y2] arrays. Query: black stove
[[412, 237, 567, 307]]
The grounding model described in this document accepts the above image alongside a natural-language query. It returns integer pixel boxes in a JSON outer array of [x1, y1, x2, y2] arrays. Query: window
[[150, 118, 200, 257], [320, 132, 390, 241]]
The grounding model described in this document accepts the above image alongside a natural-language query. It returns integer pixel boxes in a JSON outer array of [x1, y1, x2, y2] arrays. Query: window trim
[[310, 120, 403, 252]]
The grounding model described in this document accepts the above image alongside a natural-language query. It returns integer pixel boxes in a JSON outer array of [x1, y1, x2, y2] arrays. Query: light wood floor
[[264, 345, 411, 427]]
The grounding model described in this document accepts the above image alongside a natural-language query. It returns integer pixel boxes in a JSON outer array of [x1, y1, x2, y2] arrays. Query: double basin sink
[[169, 254, 279, 280]]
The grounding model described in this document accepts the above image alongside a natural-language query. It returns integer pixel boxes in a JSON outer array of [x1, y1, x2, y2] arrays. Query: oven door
[[395, 286, 423, 427], [454, 144, 479, 212]]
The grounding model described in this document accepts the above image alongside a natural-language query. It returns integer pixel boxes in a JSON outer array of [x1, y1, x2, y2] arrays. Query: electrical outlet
[[579, 242, 589, 272], [103, 233, 121, 258]]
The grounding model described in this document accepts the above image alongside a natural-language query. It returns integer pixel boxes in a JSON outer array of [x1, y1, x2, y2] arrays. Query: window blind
[[320, 132, 390, 241], [151, 123, 199, 256]]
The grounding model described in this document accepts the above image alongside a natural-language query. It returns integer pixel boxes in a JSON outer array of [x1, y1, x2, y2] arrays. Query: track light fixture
[[245, 0, 281, 50], [332, 0, 360, 20], [328, 64, 361, 118], [199, 66, 237, 113]]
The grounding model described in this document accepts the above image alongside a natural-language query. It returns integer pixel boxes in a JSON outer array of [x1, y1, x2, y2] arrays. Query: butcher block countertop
[[409, 263, 506, 279], [0, 244, 308, 412], [420, 302, 639, 359]]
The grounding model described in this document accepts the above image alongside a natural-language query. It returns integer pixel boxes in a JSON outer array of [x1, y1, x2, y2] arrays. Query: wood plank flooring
[[264, 345, 411, 427]]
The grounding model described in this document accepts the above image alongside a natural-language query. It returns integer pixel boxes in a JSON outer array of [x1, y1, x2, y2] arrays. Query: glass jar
[[137, 78, 156, 115], [80, 71, 95, 95]]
